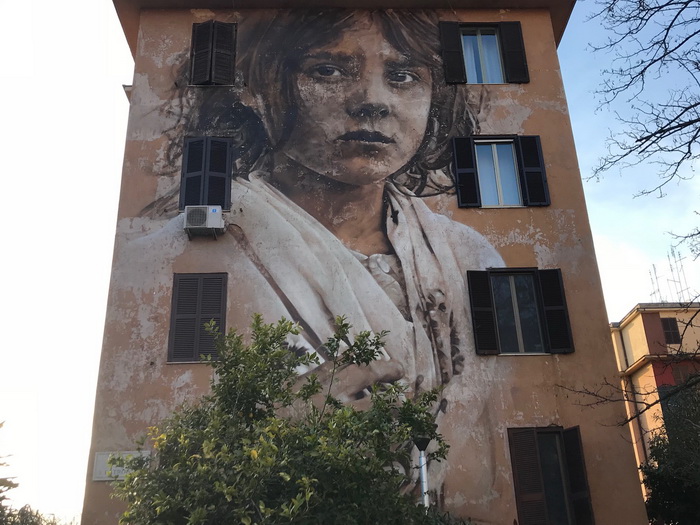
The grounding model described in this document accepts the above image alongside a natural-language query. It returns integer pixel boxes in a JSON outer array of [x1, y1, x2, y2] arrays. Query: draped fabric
[[227, 173, 503, 394]]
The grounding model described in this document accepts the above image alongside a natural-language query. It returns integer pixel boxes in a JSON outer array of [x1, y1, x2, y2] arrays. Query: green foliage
[[641, 383, 700, 525], [0, 505, 67, 525], [111, 315, 465, 524]]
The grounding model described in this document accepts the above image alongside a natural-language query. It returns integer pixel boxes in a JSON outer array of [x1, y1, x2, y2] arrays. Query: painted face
[[281, 17, 433, 186]]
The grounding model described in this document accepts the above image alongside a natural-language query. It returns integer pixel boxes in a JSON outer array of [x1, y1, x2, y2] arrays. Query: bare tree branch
[[589, 0, 700, 197]]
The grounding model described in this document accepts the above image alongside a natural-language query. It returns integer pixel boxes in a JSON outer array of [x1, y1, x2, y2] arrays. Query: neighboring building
[[83, 1, 648, 523], [610, 302, 700, 489]]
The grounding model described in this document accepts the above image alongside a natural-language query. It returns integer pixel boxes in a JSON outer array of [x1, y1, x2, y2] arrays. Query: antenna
[[649, 263, 662, 302]]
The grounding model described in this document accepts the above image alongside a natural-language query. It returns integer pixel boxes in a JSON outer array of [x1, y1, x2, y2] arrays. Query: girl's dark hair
[[188, 9, 475, 196]]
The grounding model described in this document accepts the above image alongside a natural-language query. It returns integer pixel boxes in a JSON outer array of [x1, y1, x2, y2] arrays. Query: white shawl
[[227, 173, 503, 395]]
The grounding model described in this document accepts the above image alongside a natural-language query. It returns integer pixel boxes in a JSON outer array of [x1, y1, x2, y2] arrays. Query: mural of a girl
[[149, 9, 505, 491], [175, 9, 503, 406]]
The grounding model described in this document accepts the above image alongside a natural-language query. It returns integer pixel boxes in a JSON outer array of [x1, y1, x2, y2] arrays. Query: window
[[180, 137, 233, 210], [190, 21, 236, 85], [508, 426, 594, 525], [453, 136, 549, 208], [467, 268, 573, 355], [439, 21, 529, 84], [168, 273, 227, 362], [461, 28, 504, 84], [661, 317, 682, 345]]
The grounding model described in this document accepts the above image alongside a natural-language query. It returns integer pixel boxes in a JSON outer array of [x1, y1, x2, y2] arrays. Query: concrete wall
[[83, 7, 647, 524]]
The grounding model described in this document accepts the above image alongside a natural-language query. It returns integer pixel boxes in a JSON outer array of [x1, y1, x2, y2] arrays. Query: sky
[[0, 0, 698, 522]]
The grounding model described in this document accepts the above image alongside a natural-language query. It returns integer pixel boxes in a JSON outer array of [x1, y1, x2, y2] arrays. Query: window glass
[[461, 28, 504, 84], [475, 143, 499, 205], [537, 433, 573, 525], [513, 274, 544, 353], [495, 143, 520, 205], [475, 142, 522, 206], [492, 274, 519, 352], [492, 273, 544, 353]]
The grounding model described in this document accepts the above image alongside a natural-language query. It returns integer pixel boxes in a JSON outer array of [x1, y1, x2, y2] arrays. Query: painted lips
[[337, 130, 395, 144]]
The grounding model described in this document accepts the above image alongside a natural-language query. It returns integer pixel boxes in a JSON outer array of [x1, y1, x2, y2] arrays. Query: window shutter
[[499, 22, 529, 83], [516, 136, 550, 206], [453, 138, 481, 207], [508, 428, 548, 525], [661, 317, 682, 344], [196, 274, 227, 359], [190, 21, 214, 85], [211, 22, 236, 86], [168, 274, 227, 362], [439, 22, 468, 84], [204, 138, 232, 209], [467, 271, 499, 354], [537, 269, 574, 354], [563, 427, 595, 525], [180, 138, 206, 209]]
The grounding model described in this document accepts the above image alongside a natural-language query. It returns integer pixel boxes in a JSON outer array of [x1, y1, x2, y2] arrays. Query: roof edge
[[113, 0, 576, 57]]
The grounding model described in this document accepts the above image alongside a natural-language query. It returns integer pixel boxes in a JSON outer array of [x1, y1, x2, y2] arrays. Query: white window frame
[[492, 272, 545, 354], [461, 27, 505, 84], [474, 140, 523, 207]]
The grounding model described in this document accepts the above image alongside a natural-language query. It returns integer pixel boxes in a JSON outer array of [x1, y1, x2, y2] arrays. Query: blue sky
[[0, 0, 697, 521]]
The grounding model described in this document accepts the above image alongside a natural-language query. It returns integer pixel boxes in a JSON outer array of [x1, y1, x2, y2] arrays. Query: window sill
[[480, 205, 526, 209], [498, 352, 552, 356]]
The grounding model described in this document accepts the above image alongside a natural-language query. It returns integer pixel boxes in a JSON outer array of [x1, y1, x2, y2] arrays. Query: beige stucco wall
[[83, 7, 647, 524]]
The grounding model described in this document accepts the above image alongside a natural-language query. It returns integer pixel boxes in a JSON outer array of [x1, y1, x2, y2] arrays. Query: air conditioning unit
[[184, 205, 225, 239]]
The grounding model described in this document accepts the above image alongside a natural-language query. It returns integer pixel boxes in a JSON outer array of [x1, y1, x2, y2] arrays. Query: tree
[[641, 383, 700, 525], [110, 316, 471, 525], [590, 0, 700, 255]]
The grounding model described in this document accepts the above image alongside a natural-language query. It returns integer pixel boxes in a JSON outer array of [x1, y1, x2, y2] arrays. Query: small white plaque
[[93, 450, 149, 481]]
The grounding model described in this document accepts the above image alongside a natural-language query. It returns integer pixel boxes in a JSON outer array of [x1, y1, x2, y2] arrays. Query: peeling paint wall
[[83, 7, 647, 524]]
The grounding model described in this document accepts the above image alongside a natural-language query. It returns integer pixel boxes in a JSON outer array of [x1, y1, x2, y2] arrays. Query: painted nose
[[347, 102, 390, 119], [346, 71, 392, 119]]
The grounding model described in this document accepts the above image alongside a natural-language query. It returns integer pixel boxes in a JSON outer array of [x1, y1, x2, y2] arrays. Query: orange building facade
[[83, 1, 648, 523], [610, 302, 700, 493]]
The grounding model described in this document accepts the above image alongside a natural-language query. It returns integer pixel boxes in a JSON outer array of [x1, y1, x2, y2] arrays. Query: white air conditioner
[[184, 205, 225, 239]]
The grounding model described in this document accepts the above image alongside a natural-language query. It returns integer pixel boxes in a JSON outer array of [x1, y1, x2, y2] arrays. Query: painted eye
[[388, 71, 419, 83], [311, 64, 343, 77]]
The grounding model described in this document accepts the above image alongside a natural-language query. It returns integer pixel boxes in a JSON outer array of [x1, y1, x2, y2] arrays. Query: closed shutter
[[562, 427, 595, 525], [453, 138, 481, 207], [467, 271, 499, 354], [168, 273, 227, 362], [211, 22, 236, 86], [205, 138, 233, 209], [516, 136, 550, 206], [500, 22, 529, 83], [508, 428, 548, 525], [180, 138, 206, 208], [190, 21, 214, 85], [439, 22, 468, 84], [538, 269, 574, 354], [180, 137, 232, 209]]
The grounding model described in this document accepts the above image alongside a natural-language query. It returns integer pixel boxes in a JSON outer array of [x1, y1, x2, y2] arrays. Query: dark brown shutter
[[439, 22, 467, 84], [467, 271, 499, 354], [537, 269, 574, 354], [168, 274, 227, 362], [205, 138, 232, 209], [508, 428, 548, 525], [190, 21, 214, 85], [516, 136, 550, 206], [180, 138, 206, 208], [211, 22, 236, 86], [453, 138, 481, 207], [197, 274, 227, 359], [500, 22, 529, 83], [563, 427, 595, 525], [661, 317, 682, 344]]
